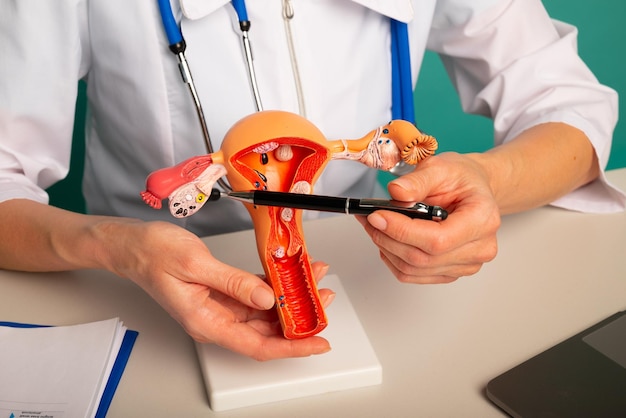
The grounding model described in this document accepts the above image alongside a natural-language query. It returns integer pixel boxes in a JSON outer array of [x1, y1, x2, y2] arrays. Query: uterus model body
[[141, 111, 437, 339]]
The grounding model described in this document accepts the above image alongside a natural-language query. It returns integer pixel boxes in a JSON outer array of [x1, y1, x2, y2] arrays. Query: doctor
[[0, 0, 623, 360]]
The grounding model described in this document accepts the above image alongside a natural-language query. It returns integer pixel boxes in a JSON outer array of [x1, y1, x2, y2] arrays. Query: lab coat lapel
[[180, 0, 230, 20], [350, 0, 414, 22], [179, 0, 413, 23]]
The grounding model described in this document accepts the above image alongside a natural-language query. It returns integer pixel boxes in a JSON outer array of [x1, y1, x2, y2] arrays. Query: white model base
[[195, 274, 382, 411]]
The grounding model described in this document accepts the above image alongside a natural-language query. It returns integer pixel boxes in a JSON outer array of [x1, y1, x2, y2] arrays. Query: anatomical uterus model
[[141, 111, 437, 339]]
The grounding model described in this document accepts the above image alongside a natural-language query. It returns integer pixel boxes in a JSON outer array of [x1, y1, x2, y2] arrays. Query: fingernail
[[322, 292, 336, 308], [390, 177, 411, 191], [251, 286, 275, 310], [320, 262, 330, 277], [367, 213, 387, 231], [317, 345, 332, 355]]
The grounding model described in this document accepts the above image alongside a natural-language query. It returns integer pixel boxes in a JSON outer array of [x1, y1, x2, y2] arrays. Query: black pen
[[211, 189, 447, 221]]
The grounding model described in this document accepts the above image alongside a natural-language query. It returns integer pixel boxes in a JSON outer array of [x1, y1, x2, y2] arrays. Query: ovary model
[[141, 111, 437, 339]]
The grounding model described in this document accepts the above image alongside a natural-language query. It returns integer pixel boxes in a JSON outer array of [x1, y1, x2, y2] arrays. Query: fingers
[[353, 153, 504, 283], [356, 200, 499, 284], [378, 251, 458, 284], [366, 204, 499, 255], [194, 259, 277, 310], [310, 260, 330, 283], [199, 258, 331, 312], [217, 285, 335, 324], [124, 222, 335, 361], [186, 300, 332, 361], [116, 222, 275, 311], [387, 169, 432, 203], [225, 261, 334, 360], [169, 288, 332, 361], [179, 249, 335, 359], [386, 155, 449, 204], [377, 244, 492, 283], [221, 331, 331, 361], [195, 326, 332, 361], [318, 288, 336, 308]]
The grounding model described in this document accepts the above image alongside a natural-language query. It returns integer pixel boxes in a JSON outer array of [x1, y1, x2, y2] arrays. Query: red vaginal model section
[[272, 238, 321, 336]]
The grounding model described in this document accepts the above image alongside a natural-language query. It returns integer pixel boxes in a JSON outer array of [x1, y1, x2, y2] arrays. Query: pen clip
[[358, 199, 447, 221], [358, 199, 429, 212]]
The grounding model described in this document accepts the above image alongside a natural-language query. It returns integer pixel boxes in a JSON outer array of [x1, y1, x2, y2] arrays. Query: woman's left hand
[[357, 152, 501, 283]]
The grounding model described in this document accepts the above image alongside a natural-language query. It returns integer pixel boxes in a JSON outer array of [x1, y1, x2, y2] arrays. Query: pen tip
[[209, 189, 222, 201]]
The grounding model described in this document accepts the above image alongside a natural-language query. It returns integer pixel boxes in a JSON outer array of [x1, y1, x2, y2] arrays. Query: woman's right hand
[[95, 220, 334, 361]]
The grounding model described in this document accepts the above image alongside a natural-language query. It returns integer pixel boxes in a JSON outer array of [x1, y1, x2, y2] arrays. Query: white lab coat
[[0, 0, 623, 236]]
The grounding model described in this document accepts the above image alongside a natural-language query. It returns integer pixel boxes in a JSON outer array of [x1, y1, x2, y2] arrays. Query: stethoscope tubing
[[231, 0, 249, 22], [390, 20, 415, 124], [157, 0, 184, 47], [156, 0, 232, 190], [390, 19, 418, 176], [156, 0, 416, 184]]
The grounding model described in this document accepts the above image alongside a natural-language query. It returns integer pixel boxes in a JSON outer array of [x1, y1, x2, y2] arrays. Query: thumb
[[210, 262, 276, 310], [387, 171, 430, 203], [387, 155, 445, 203]]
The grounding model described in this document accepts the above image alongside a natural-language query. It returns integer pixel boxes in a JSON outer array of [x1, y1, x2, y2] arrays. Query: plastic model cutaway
[[141, 111, 437, 339]]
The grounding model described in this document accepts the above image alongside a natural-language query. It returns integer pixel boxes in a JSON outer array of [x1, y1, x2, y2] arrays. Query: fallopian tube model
[[141, 111, 437, 339]]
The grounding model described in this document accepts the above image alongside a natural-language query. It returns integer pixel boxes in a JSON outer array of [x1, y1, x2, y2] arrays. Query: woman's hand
[[358, 123, 601, 284], [96, 220, 334, 361], [357, 152, 500, 284], [0, 199, 334, 361]]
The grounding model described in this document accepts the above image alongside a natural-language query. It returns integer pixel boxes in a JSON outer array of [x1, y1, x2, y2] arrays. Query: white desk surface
[[1, 168, 625, 417]]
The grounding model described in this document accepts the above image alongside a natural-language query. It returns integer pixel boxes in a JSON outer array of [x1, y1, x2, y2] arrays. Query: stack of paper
[[0, 318, 138, 418]]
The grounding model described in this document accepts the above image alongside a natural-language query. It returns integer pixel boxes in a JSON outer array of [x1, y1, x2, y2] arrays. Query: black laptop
[[486, 310, 626, 417]]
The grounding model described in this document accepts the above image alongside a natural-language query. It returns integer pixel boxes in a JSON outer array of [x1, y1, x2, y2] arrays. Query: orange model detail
[[141, 110, 437, 339]]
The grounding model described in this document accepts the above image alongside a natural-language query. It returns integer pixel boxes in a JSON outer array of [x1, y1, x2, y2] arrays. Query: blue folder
[[0, 320, 139, 418]]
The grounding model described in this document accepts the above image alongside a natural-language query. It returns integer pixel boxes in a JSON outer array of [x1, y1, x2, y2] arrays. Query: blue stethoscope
[[156, 0, 415, 183]]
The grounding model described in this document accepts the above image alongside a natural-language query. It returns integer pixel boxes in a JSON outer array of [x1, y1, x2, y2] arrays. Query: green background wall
[[411, 0, 626, 167], [48, 1, 626, 212]]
